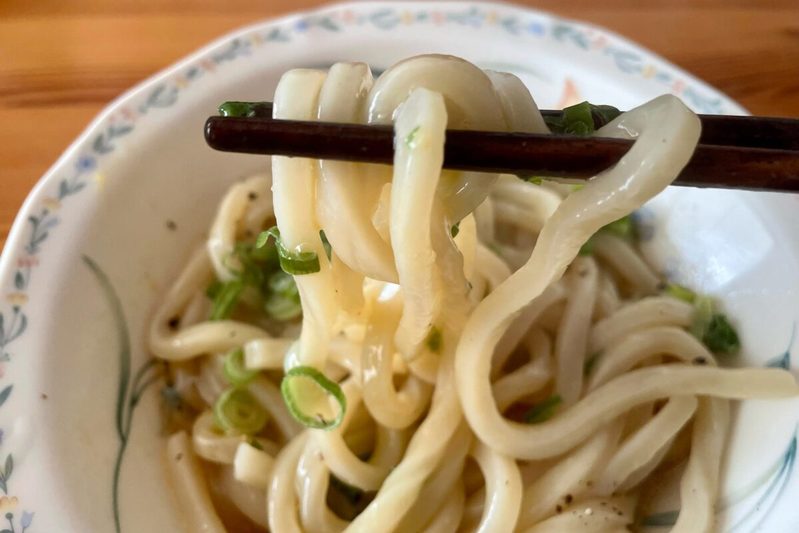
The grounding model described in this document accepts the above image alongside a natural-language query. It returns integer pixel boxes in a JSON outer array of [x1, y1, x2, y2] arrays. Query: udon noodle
[[149, 55, 798, 532]]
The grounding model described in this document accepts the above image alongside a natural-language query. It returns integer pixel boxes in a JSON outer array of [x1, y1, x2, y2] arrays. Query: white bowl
[[1, 1, 797, 531]]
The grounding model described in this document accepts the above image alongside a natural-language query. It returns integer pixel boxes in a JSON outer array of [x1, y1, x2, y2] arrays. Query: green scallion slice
[[425, 327, 443, 353], [257, 227, 321, 275], [320, 230, 332, 260], [209, 279, 245, 320], [524, 394, 562, 424], [264, 271, 302, 321], [603, 215, 635, 240], [664, 283, 696, 303], [578, 239, 595, 256], [562, 102, 594, 135], [690, 296, 715, 339], [265, 293, 303, 321], [583, 353, 600, 376], [702, 314, 741, 355], [545, 101, 622, 136], [281, 366, 346, 430], [205, 280, 223, 299], [223, 349, 258, 387], [218, 101, 272, 118], [214, 387, 268, 435], [589, 104, 622, 129], [690, 296, 741, 356]]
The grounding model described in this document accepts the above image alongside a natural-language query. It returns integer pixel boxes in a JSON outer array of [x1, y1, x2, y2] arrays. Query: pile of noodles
[[148, 55, 798, 533]]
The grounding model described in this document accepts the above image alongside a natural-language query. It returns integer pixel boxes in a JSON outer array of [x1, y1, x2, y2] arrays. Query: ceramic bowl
[[1, 2, 797, 531]]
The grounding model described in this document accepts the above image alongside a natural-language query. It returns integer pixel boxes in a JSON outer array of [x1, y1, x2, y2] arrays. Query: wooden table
[[1, 0, 797, 251]]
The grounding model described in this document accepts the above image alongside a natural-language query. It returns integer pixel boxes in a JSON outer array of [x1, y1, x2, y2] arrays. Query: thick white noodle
[[272, 69, 336, 369], [517, 423, 622, 527], [317, 62, 396, 284], [166, 432, 226, 533], [554, 256, 598, 404], [672, 398, 730, 533], [587, 326, 714, 390], [594, 395, 697, 495], [469, 440, 523, 532], [589, 296, 695, 353], [387, 87, 447, 358], [520, 496, 636, 533]]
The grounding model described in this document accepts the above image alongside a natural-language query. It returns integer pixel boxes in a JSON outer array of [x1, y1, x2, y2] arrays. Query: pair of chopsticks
[[205, 102, 799, 192]]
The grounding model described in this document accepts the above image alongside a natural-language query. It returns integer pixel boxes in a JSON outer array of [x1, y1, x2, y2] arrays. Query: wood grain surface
[[1, 0, 797, 251]]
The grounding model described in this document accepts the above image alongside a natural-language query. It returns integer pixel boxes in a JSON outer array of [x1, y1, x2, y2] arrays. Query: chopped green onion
[[578, 239, 595, 256], [603, 215, 635, 240], [207, 231, 305, 322], [405, 126, 420, 148], [224, 240, 278, 288], [583, 353, 600, 376], [247, 238, 278, 264], [268, 270, 298, 296], [560, 101, 594, 135], [218, 101, 272, 118], [214, 387, 268, 435], [257, 227, 321, 275], [690, 296, 715, 339], [205, 280, 223, 299], [524, 176, 544, 185], [579, 213, 637, 256], [254, 229, 271, 249], [571, 183, 585, 192], [524, 394, 562, 424], [425, 327, 443, 353], [690, 296, 741, 355], [320, 230, 332, 260], [209, 279, 245, 320], [265, 293, 302, 321], [451, 222, 461, 238], [703, 314, 741, 355], [545, 102, 622, 136], [223, 349, 258, 387], [281, 366, 346, 430], [264, 271, 302, 321], [664, 283, 696, 303], [589, 104, 622, 129]]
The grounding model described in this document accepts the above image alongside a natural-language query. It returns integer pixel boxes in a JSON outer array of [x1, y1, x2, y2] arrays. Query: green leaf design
[[4, 455, 13, 481], [0, 386, 12, 409]]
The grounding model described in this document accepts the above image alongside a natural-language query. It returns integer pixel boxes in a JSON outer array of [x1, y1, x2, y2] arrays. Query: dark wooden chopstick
[[543, 111, 799, 152], [214, 101, 799, 151], [205, 112, 799, 192]]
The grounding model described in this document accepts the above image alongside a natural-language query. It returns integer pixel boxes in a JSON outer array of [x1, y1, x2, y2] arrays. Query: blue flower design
[[295, 20, 309, 32], [526, 21, 545, 35], [76, 155, 96, 173], [21, 510, 33, 529]]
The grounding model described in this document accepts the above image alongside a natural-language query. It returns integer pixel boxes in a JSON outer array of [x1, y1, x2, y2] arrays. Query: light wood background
[[1, 0, 798, 251]]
